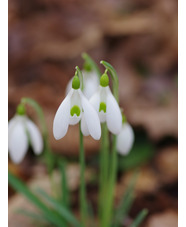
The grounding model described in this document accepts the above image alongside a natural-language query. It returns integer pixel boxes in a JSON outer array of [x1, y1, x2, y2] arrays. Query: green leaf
[[112, 172, 138, 227], [130, 209, 148, 227], [17, 209, 47, 223], [37, 188, 82, 227], [86, 201, 96, 227], [8, 172, 65, 227], [58, 159, 70, 208]]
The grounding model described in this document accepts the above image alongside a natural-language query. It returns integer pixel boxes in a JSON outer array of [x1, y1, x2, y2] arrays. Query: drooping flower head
[[53, 74, 101, 140], [8, 104, 43, 164], [89, 73, 122, 134], [116, 115, 134, 155], [66, 69, 99, 99]]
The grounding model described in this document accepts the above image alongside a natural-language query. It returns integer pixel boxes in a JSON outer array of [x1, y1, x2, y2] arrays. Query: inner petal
[[69, 114, 81, 125], [69, 105, 82, 125], [99, 110, 106, 123]]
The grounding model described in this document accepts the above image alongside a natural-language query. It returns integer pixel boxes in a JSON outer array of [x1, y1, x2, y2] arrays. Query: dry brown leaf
[[155, 146, 178, 184], [146, 210, 178, 227]]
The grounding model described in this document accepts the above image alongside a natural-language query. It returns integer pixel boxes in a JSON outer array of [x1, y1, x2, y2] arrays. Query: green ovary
[[99, 102, 106, 113], [70, 105, 81, 116]]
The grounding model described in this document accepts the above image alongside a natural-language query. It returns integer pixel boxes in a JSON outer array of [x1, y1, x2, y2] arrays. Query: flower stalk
[[21, 98, 56, 197], [100, 61, 120, 227], [76, 67, 88, 226], [79, 123, 87, 227], [98, 123, 109, 221]]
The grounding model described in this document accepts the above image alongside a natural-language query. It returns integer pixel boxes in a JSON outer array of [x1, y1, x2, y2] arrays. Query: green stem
[[100, 61, 120, 227], [100, 61, 119, 102], [102, 135, 117, 227], [99, 123, 109, 223], [79, 123, 87, 226], [76, 66, 84, 91], [21, 98, 56, 192]]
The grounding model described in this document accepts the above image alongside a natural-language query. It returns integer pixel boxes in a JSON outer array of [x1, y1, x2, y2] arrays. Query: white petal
[[65, 78, 73, 96], [79, 90, 101, 140], [26, 118, 43, 155], [117, 123, 134, 155], [8, 116, 28, 164], [83, 71, 99, 99], [89, 89, 100, 112], [81, 114, 90, 136], [53, 90, 72, 140], [8, 115, 18, 131], [98, 111, 106, 123], [70, 89, 82, 108], [69, 89, 82, 125], [69, 114, 81, 125], [106, 88, 122, 134]]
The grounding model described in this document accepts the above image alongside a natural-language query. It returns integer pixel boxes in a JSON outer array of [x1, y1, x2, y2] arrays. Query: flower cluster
[[8, 65, 134, 164], [53, 68, 134, 154]]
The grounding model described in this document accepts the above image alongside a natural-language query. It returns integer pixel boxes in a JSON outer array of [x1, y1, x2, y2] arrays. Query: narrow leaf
[[130, 209, 148, 227], [58, 159, 70, 208], [113, 171, 139, 227], [17, 209, 47, 223], [37, 188, 82, 227], [8, 172, 65, 227]]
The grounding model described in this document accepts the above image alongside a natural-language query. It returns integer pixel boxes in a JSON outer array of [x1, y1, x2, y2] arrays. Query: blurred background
[[8, 0, 178, 226]]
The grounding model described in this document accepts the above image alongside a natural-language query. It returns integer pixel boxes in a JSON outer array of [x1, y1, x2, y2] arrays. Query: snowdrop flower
[[117, 122, 134, 155], [53, 75, 101, 140], [8, 104, 43, 164], [66, 70, 99, 99], [89, 73, 122, 134]]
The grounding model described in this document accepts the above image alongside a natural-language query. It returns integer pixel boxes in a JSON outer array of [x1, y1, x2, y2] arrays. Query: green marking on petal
[[70, 105, 81, 116], [72, 75, 80, 89], [100, 73, 109, 87], [16, 104, 25, 115], [99, 102, 106, 113]]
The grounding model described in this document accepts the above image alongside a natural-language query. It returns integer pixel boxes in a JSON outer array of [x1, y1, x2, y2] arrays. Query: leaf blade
[[8, 172, 65, 227]]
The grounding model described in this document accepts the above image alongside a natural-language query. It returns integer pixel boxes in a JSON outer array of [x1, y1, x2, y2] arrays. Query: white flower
[[8, 115, 43, 164], [66, 70, 99, 99], [89, 74, 122, 134], [117, 122, 134, 155], [53, 76, 101, 140]]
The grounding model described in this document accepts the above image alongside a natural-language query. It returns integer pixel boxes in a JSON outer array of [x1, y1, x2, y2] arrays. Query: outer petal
[[26, 118, 43, 155], [53, 90, 72, 140], [81, 113, 90, 136], [83, 71, 99, 99], [8, 115, 18, 132], [79, 90, 101, 140], [89, 89, 100, 112], [106, 88, 122, 134], [117, 123, 134, 155], [8, 116, 28, 164], [65, 78, 73, 96]]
